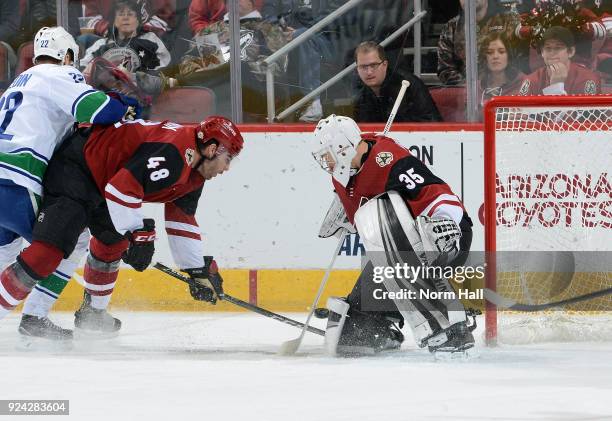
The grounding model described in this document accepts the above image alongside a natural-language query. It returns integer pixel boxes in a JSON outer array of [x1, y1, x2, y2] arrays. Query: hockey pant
[[349, 192, 473, 346]]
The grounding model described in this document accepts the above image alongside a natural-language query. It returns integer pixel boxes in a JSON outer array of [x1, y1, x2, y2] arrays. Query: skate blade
[[74, 327, 120, 340], [16, 335, 73, 352], [433, 345, 479, 361]]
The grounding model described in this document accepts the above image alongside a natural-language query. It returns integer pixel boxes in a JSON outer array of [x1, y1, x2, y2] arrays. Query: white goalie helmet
[[312, 114, 362, 187], [33, 26, 79, 67]]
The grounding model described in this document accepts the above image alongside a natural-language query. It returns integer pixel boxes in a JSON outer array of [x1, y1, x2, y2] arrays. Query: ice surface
[[1, 312, 611, 421]]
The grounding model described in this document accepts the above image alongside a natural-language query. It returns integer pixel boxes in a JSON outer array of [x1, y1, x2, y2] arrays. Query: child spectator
[[518, 26, 601, 95]]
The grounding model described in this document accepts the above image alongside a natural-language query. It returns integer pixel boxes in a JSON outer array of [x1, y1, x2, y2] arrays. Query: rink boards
[[14, 122, 607, 312]]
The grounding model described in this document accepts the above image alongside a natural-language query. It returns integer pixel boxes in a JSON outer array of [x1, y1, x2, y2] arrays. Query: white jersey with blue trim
[[0, 64, 98, 195]]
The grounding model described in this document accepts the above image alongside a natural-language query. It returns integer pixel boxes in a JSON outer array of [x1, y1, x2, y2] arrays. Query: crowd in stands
[[0, 0, 610, 123]]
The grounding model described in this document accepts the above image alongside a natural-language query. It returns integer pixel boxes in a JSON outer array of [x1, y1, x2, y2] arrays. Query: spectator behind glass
[[354, 41, 442, 123], [81, 0, 173, 99], [519, 26, 601, 95], [189, 0, 264, 35], [0, 1, 19, 81], [478, 32, 524, 106], [592, 0, 611, 78], [437, 0, 517, 85], [261, 0, 336, 122], [515, 0, 607, 70], [80, 1, 174, 53], [82, 0, 173, 37], [177, 0, 288, 121]]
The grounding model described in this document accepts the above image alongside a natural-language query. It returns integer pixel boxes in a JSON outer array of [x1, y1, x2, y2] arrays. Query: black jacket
[[354, 70, 442, 123]]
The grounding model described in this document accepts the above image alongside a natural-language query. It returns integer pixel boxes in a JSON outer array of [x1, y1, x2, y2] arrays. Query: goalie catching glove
[[184, 256, 224, 304], [122, 219, 156, 271]]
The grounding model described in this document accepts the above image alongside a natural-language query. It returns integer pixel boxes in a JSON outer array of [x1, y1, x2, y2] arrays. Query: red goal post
[[483, 95, 612, 346]]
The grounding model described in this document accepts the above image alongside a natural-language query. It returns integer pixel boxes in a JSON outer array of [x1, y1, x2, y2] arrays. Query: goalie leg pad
[[324, 296, 404, 356], [353, 192, 470, 349], [324, 297, 350, 356]]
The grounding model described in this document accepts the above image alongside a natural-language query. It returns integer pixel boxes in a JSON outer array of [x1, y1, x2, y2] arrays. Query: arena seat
[[15, 42, 34, 75], [429, 86, 467, 122], [150, 87, 216, 123]]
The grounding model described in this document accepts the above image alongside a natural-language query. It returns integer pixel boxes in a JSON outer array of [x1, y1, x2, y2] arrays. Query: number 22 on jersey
[[0, 92, 24, 140]]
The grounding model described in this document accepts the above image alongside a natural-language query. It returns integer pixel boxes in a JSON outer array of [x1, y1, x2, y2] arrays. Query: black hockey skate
[[423, 310, 479, 354], [74, 292, 121, 337], [326, 297, 404, 356], [19, 314, 73, 340], [18, 315, 73, 351]]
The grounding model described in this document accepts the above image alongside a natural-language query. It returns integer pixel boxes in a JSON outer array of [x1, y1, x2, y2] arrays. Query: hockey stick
[[385, 210, 612, 312], [484, 286, 612, 312], [382, 80, 410, 135], [153, 262, 325, 336], [278, 229, 347, 355]]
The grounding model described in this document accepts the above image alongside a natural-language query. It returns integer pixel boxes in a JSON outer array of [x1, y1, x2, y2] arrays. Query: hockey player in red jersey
[[0, 116, 243, 330], [312, 115, 476, 355]]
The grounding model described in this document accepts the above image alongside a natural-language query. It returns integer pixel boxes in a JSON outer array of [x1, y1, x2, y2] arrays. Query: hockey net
[[483, 95, 612, 345]]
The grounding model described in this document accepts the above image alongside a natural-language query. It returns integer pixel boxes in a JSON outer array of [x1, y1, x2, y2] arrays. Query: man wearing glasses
[[353, 41, 442, 123]]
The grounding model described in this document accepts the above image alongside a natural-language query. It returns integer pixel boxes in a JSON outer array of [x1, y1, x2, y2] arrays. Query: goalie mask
[[312, 114, 362, 187], [33, 26, 80, 67]]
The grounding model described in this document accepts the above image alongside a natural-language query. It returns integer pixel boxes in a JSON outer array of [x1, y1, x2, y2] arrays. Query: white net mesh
[[489, 100, 612, 344]]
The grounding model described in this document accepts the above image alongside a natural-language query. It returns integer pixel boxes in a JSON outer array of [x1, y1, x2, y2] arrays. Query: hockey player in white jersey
[[0, 27, 140, 346]]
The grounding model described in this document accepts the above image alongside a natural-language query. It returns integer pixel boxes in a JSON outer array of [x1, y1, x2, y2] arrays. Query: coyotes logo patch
[[185, 148, 195, 165], [585, 80, 596, 95], [375, 151, 393, 167], [519, 80, 530, 96]]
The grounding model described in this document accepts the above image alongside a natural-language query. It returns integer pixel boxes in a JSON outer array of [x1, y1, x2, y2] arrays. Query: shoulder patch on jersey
[[585, 80, 596, 94], [375, 151, 394, 167], [185, 148, 195, 166], [519, 80, 530, 96]]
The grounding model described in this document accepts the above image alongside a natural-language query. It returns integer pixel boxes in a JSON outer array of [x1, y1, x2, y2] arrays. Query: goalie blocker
[[312, 115, 476, 355]]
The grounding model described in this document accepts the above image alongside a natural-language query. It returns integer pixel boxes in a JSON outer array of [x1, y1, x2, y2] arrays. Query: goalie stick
[[153, 263, 324, 336], [484, 286, 612, 312], [384, 212, 612, 313], [382, 80, 410, 135], [277, 80, 413, 356], [278, 229, 347, 355]]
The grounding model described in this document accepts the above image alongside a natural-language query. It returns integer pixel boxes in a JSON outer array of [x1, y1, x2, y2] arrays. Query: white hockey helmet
[[33, 26, 79, 67], [312, 114, 362, 187]]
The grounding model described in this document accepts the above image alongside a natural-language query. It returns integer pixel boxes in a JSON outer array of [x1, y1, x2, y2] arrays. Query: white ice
[[1, 312, 611, 421]]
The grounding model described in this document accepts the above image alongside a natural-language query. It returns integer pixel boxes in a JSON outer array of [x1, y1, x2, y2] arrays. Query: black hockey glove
[[184, 256, 224, 304], [122, 219, 156, 272]]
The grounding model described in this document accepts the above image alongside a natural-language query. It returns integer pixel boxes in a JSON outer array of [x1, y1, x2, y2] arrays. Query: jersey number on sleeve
[[0, 92, 24, 141], [147, 157, 169, 181], [399, 168, 425, 190]]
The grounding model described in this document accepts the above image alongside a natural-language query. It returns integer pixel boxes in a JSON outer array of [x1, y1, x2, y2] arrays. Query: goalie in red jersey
[[0, 116, 242, 333], [312, 115, 476, 356]]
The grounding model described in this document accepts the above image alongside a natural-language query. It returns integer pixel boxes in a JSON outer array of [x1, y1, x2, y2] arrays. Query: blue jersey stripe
[[0, 163, 42, 185], [8, 147, 50, 164], [34, 285, 59, 299]]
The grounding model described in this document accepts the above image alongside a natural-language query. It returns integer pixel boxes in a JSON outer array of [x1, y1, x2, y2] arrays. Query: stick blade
[[277, 336, 303, 356]]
